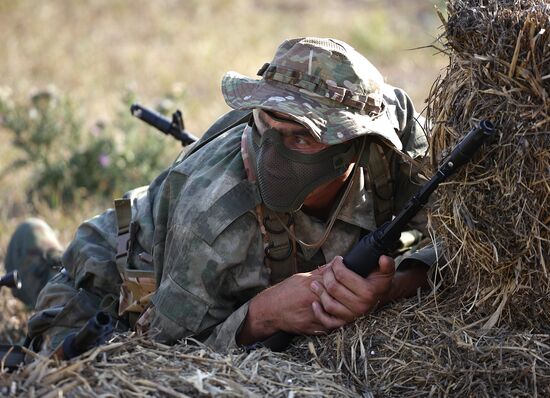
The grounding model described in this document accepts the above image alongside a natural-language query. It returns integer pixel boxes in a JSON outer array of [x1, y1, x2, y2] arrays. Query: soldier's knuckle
[[325, 279, 338, 294], [360, 289, 376, 304], [321, 318, 337, 329], [333, 319, 346, 329], [357, 303, 370, 315], [358, 286, 374, 300]]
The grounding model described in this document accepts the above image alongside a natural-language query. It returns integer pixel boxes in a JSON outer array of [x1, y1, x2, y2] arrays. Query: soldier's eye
[[295, 136, 309, 146]]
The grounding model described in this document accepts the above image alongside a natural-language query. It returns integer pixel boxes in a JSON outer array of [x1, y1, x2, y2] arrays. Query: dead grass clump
[[290, 294, 550, 397], [2, 336, 358, 397], [426, 0, 549, 328]]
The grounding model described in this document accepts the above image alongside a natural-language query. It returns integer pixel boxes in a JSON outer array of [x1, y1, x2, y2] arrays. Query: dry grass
[[0, 0, 444, 131]]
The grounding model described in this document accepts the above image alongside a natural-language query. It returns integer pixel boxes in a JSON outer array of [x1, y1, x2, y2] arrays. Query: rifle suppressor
[[0, 271, 22, 289]]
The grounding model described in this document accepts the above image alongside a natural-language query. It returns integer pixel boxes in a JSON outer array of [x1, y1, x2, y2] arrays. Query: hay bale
[[426, 0, 549, 327]]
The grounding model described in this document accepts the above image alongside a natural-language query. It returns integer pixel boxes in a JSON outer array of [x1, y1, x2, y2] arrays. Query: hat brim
[[221, 71, 402, 150]]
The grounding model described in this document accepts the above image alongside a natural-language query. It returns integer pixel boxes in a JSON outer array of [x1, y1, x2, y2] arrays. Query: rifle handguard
[[342, 228, 390, 278]]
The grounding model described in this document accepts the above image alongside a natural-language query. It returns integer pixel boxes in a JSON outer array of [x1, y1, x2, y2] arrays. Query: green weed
[[0, 87, 181, 208]]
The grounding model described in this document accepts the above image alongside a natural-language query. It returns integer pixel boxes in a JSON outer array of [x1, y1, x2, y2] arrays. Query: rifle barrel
[[52, 311, 113, 360], [131, 104, 173, 135]]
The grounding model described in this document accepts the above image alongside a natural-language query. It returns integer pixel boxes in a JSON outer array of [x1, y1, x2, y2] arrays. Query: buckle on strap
[[114, 198, 140, 272], [264, 240, 294, 261], [115, 199, 131, 267]]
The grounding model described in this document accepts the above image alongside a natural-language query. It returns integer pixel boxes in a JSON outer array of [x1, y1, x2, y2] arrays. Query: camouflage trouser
[[4, 218, 63, 308]]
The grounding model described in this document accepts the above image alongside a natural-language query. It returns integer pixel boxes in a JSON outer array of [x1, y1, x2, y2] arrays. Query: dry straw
[[2, 335, 358, 397], [290, 294, 550, 397]]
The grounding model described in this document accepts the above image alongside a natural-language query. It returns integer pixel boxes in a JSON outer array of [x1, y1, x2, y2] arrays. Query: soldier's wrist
[[237, 290, 280, 345]]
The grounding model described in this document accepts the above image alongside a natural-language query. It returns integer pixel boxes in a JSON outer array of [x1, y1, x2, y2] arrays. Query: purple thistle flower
[[98, 153, 111, 168]]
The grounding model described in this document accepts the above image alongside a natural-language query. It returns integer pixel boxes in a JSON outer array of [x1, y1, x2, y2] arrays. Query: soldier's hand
[[310, 255, 395, 329], [237, 268, 329, 345]]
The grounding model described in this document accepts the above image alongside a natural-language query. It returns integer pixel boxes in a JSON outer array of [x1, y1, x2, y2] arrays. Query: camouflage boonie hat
[[4, 218, 63, 308], [222, 37, 402, 149]]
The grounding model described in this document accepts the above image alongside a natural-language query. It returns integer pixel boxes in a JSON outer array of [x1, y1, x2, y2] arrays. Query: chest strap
[[253, 205, 297, 285]]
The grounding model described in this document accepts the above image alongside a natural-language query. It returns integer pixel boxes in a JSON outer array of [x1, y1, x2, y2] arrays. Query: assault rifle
[[130, 104, 198, 146], [0, 271, 22, 290], [263, 120, 495, 351], [0, 312, 113, 371]]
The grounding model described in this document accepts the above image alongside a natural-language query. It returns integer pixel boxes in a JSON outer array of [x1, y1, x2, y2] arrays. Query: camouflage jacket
[[29, 85, 437, 352]]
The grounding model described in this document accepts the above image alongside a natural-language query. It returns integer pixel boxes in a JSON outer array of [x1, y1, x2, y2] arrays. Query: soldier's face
[[255, 109, 355, 213]]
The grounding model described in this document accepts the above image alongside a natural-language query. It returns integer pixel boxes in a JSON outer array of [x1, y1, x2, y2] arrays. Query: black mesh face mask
[[247, 123, 357, 213]]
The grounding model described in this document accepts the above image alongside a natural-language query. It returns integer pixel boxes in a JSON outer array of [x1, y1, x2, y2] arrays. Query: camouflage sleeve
[[203, 301, 251, 350], [396, 241, 443, 272], [29, 270, 106, 351], [146, 202, 268, 351]]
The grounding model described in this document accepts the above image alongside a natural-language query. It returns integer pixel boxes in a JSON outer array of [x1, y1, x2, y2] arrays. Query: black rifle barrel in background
[[0, 271, 22, 289], [343, 120, 495, 277], [130, 103, 198, 146], [52, 311, 113, 360]]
